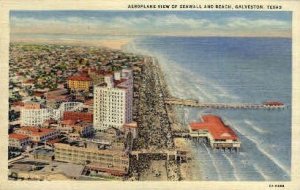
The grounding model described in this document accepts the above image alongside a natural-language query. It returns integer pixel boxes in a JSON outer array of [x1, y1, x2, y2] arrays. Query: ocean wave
[[125, 37, 290, 181], [244, 119, 266, 134], [252, 164, 270, 180], [202, 143, 221, 180], [223, 153, 240, 180], [232, 123, 290, 178], [125, 38, 239, 103]]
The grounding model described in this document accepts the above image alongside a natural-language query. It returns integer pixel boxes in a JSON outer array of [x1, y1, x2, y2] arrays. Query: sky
[[10, 11, 292, 38]]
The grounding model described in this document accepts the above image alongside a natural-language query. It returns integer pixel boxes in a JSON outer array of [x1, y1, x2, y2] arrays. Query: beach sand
[[174, 138, 202, 181], [11, 37, 132, 50], [153, 59, 202, 181]]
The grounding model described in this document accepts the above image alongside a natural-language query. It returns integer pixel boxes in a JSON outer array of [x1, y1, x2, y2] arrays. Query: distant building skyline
[[10, 11, 292, 38]]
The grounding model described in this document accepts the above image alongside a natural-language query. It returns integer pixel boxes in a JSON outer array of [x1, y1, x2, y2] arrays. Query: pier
[[165, 97, 285, 110]]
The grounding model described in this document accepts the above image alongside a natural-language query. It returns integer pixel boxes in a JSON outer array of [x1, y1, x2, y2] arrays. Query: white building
[[21, 108, 51, 126], [20, 102, 84, 126], [93, 69, 133, 130]]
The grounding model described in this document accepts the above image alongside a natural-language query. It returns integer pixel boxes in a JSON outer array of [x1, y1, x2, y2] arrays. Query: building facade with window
[[67, 75, 92, 92], [20, 102, 51, 126], [54, 143, 129, 176], [93, 69, 133, 130], [9, 133, 32, 150]]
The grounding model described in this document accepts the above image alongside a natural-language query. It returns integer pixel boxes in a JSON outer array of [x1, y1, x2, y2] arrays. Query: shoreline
[[132, 55, 202, 181], [10, 38, 132, 50], [153, 59, 202, 181]]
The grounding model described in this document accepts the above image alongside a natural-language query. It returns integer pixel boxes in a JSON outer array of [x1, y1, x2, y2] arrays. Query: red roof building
[[67, 74, 92, 92], [59, 118, 93, 139], [12, 101, 25, 107], [63, 111, 93, 123], [9, 133, 31, 150], [189, 115, 241, 149], [68, 75, 92, 81], [9, 133, 30, 140], [15, 127, 60, 143], [61, 119, 77, 126]]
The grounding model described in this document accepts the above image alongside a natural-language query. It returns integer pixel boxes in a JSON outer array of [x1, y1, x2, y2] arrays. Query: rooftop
[[63, 111, 93, 123], [54, 143, 127, 157], [68, 75, 92, 81], [83, 99, 93, 106], [89, 69, 113, 75], [114, 78, 127, 86], [61, 119, 77, 126], [33, 148, 54, 156], [57, 163, 84, 178], [190, 114, 238, 141], [18, 127, 57, 137], [9, 133, 30, 140], [123, 122, 138, 128]]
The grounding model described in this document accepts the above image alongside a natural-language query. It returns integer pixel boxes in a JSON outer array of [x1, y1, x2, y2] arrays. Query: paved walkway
[[139, 160, 167, 181]]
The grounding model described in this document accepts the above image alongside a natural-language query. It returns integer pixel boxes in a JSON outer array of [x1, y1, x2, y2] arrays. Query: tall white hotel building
[[93, 69, 133, 130]]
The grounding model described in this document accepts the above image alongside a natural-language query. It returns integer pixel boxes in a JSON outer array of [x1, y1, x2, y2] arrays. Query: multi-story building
[[33, 149, 54, 161], [54, 143, 129, 176], [15, 127, 59, 143], [59, 119, 93, 139], [93, 69, 133, 130], [67, 75, 92, 92], [9, 133, 32, 150], [20, 102, 84, 126], [20, 102, 51, 126]]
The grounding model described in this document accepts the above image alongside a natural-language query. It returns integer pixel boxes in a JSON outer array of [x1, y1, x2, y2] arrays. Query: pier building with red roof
[[189, 114, 241, 150]]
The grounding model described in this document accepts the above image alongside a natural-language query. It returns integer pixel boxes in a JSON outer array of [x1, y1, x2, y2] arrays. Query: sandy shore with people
[[134, 56, 202, 180]]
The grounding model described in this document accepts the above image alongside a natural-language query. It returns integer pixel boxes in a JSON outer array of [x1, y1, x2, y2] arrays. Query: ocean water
[[124, 37, 291, 181]]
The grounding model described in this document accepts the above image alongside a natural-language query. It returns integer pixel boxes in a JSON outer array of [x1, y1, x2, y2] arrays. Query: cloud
[[10, 14, 291, 37], [225, 17, 290, 30]]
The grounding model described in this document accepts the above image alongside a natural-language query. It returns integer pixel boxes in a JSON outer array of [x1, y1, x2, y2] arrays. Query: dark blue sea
[[125, 37, 291, 181]]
